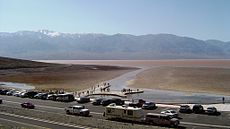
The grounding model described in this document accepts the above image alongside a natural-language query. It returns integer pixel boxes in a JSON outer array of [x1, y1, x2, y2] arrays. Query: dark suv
[[77, 97, 90, 103], [142, 102, 156, 110], [101, 98, 124, 106], [179, 105, 192, 113], [192, 104, 204, 114]]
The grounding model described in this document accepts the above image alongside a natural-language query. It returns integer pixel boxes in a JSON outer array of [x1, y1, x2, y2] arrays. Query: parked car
[[0, 89, 9, 95], [65, 105, 90, 116], [21, 91, 38, 98], [192, 104, 204, 114], [161, 110, 178, 118], [76, 97, 90, 103], [21, 102, 35, 109], [101, 99, 112, 106], [129, 99, 146, 108], [111, 98, 124, 105], [206, 107, 217, 115], [145, 113, 180, 127], [0, 98, 2, 104], [6, 89, 16, 96], [92, 98, 104, 105], [34, 93, 48, 100], [179, 105, 192, 113], [101, 98, 124, 106], [47, 94, 57, 101], [56, 93, 75, 102], [13, 91, 25, 97], [142, 102, 156, 110]]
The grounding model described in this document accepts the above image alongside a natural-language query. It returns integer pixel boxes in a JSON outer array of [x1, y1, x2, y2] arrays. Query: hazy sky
[[0, 0, 229, 41]]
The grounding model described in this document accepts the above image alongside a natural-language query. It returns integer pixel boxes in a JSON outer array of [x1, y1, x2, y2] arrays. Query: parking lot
[[1, 92, 230, 129]]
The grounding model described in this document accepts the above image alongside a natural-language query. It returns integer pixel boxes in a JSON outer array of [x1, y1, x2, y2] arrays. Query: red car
[[21, 102, 35, 109]]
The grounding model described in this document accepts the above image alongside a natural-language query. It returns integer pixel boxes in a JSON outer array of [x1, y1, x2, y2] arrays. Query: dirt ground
[[130, 66, 230, 96], [0, 64, 134, 91], [2, 59, 230, 94], [38, 59, 230, 95]]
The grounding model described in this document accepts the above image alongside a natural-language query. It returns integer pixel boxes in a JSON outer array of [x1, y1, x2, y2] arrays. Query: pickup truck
[[65, 105, 90, 116]]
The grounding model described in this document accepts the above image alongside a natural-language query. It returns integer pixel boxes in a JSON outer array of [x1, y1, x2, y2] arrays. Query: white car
[[65, 105, 90, 116], [161, 110, 178, 118], [13, 91, 23, 97]]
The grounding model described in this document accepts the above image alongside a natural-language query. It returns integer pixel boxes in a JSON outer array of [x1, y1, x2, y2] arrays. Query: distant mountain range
[[0, 30, 230, 60]]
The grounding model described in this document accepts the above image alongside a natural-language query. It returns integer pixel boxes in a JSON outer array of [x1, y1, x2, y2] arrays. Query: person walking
[[222, 97, 225, 104]]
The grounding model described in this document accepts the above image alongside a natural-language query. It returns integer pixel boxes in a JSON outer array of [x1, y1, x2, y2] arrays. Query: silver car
[[65, 105, 90, 116], [161, 109, 178, 118]]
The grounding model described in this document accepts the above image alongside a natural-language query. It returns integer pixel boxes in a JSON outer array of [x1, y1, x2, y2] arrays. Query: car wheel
[[66, 110, 70, 114]]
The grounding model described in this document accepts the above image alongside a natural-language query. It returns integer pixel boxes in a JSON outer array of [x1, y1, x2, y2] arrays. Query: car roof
[[147, 113, 169, 117], [72, 105, 84, 108], [181, 105, 189, 107]]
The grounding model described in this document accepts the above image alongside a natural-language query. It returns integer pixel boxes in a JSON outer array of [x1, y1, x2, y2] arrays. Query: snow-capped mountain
[[0, 30, 230, 60]]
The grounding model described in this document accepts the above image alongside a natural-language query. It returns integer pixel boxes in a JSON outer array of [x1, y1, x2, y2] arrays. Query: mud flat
[[49, 59, 230, 95], [0, 63, 135, 91], [130, 66, 230, 96], [36, 59, 230, 103], [39, 59, 230, 68]]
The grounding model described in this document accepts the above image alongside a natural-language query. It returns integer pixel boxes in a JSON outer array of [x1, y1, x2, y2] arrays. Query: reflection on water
[[0, 82, 35, 90], [127, 89, 230, 104]]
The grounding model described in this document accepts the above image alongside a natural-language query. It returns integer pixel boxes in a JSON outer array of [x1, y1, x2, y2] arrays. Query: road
[[0, 95, 230, 129], [0, 112, 91, 129]]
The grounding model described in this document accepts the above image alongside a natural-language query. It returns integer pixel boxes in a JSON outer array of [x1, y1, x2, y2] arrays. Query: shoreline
[[0, 63, 136, 92], [1, 59, 230, 103], [128, 66, 230, 96]]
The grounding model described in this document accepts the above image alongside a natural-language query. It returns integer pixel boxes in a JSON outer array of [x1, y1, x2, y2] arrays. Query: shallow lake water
[[107, 67, 230, 103], [0, 82, 35, 90]]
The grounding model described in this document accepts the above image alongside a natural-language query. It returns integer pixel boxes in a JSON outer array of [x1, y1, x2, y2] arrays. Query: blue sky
[[0, 0, 229, 41]]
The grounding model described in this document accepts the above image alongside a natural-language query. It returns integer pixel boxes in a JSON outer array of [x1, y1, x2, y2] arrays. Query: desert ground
[[0, 57, 135, 91], [130, 66, 230, 96], [2, 58, 230, 95], [41, 59, 230, 95]]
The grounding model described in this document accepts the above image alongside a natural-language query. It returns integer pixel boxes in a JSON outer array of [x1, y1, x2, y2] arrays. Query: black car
[[192, 104, 204, 114], [142, 102, 156, 110], [101, 98, 124, 106], [179, 105, 192, 113], [111, 98, 124, 105], [92, 98, 104, 105], [0, 89, 9, 95], [21, 91, 38, 98], [77, 97, 90, 103], [101, 99, 112, 106]]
